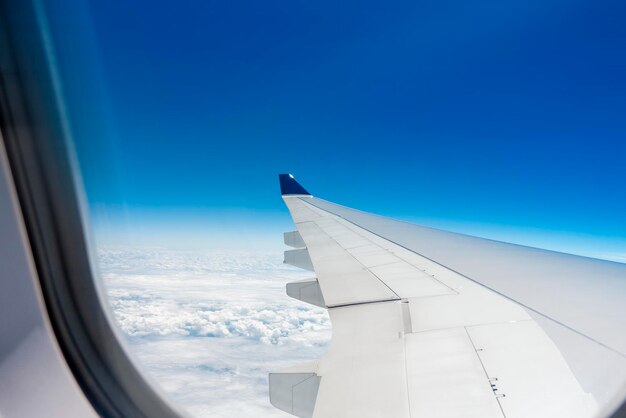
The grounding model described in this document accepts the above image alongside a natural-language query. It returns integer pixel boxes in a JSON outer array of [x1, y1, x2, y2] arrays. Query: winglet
[[279, 174, 311, 196]]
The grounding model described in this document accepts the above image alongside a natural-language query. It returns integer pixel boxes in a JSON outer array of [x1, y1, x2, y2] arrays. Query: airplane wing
[[269, 174, 626, 418]]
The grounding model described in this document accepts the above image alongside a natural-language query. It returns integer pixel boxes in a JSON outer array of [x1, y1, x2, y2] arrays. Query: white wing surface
[[269, 174, 626, 418]]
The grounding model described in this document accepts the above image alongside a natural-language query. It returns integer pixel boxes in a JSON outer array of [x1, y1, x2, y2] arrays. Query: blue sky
[[49, 0, 626, 257]]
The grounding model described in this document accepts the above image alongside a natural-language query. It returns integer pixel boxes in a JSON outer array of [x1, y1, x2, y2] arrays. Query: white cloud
[[98, 247, 331, 417]]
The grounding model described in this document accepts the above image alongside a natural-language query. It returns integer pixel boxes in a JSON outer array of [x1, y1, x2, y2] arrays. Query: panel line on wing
[[299, 220, 402, 303], [326, 298, 402, 309], [288, 217, 399, 306], [296, 197, 459, 299], [463, 326, 508, 417]]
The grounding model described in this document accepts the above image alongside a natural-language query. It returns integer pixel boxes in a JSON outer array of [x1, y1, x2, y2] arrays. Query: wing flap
[[467, 321, 597, 418], [314, 302, 411, 418], [369, 262, 455, 298], [290, 213, 400, 306], [405, 328, 504, 418]]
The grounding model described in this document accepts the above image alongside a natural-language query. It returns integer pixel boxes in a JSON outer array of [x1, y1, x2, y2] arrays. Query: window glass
[[43, 0, 626, 416]]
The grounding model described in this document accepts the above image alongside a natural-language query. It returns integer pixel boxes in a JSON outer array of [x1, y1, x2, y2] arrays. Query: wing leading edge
[[270, 174, 626, 418]]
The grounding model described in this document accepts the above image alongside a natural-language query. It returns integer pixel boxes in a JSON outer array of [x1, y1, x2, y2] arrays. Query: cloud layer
[[98, 247, 331, 417]]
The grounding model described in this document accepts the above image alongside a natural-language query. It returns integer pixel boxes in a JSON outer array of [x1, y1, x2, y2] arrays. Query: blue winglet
[[279, 174, 311, 196]]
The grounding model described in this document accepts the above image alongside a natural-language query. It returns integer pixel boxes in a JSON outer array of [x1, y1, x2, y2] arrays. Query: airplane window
[[38, 1, 335, 416], [8, 0, 626, 417]]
